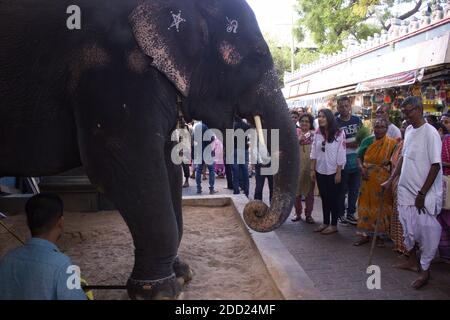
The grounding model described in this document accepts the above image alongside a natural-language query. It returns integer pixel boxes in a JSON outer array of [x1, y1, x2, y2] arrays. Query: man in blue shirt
[[336, 96, 362, 225], [0, 193, 86, 300]]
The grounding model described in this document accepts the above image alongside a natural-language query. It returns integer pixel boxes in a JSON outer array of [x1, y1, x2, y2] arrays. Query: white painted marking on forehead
[[226, 17, 239, 34], [168, 10, 186, 32]]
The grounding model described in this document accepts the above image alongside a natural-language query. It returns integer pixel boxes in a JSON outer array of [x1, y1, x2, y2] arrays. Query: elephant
[[0, 0, 299, 299]]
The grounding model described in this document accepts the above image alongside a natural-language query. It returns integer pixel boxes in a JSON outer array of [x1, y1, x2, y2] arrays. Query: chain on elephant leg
[[126, 274, 182, 300], [173, 255, 193, 286]]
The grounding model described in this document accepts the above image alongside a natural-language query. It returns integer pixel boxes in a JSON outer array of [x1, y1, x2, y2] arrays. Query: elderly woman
[[435, 122, 450, 262], [354, 118, 397, 246], [390, 120, 410, 254], [292, 113, 315, 224], [441, 112, 450, 133]]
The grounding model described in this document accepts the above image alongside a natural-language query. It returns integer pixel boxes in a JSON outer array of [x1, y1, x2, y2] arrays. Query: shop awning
[[355, 68, 424, 92], [287, 85, 356, 108]]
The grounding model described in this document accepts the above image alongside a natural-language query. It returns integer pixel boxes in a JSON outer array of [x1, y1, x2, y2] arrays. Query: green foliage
[[295, 0, 419, 54], [265, 36, 320, 85], [356, 125, 372, 145], [388, 109, 402, 128]]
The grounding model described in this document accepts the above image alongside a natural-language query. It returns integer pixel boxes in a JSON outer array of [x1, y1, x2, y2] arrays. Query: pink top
[[442, 135, 450, 176], [310, 129, 347, 175]]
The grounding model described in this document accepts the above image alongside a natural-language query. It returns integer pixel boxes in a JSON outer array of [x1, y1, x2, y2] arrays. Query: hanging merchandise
[[372, 91, 384, 105], [447, 84, 450, 105], [423, 84, 437, 103], [411, 84, 422, 97], [438, 81, 447, 105], [423, 84, 437, 113], [393, 89, 406, 108], [363, 96, 372, 108]]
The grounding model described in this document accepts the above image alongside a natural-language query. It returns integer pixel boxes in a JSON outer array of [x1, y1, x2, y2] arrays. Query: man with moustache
[[382, 97, 442, 289]]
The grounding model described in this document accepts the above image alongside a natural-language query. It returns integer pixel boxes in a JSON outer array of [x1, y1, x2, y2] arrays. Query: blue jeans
[[338, 168, 361, 217], [232, 150, 249, 196], [196, 163, 215, 191]]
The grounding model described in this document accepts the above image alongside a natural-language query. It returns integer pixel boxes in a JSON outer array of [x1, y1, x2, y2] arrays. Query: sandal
[[314, 224, 328, 232], [305, 216, 315, 224], [353, 236, 370, 246], [321, 226, 338, 235]]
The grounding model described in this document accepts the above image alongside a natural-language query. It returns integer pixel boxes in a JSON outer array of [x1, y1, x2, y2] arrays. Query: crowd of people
[[3, 96, 449, 299], [180, 97, 449, 289], [289, 96, 450, 289]]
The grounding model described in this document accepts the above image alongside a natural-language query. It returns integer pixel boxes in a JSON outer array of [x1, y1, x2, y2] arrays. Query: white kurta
[[398, 123, 442, 215], [397, 123, 443, 270]]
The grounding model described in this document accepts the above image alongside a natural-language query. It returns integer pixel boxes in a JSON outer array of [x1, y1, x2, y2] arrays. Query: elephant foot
[[126, 274, 181, 300], [173, 256, 193, 286]]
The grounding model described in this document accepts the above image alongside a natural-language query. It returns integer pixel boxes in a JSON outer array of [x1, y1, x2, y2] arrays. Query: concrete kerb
[[182, 194, 324, 300]]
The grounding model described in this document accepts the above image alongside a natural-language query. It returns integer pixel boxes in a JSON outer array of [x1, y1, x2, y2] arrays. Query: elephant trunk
[[242, 70, 299, 233]]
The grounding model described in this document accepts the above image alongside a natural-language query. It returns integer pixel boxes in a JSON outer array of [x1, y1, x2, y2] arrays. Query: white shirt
[[398, 123, 442, 215], [310, 129, 347, 175], [387, 123, 402, 140], [313, 118, 319, 130]]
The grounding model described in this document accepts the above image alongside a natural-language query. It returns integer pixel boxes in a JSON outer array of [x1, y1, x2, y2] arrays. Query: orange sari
[[390, 140, 407, 253], [357, 135, 397, 236]]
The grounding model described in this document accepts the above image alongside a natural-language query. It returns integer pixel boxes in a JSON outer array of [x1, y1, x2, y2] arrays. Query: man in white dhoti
[[382, 97, 442, 289]]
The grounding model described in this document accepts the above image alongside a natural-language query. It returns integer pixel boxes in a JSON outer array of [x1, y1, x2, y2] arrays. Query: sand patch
[[0, 205, 281, 300]]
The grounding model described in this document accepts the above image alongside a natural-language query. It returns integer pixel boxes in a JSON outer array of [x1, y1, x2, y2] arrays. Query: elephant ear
[[129, 0, 206, 97]]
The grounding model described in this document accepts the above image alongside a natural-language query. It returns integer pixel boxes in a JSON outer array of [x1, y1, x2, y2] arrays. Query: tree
[[265, 36, 320, 85], [294, 0, 426, 54]]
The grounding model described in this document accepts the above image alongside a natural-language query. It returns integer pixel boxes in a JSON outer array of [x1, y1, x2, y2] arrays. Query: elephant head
[[129, 0, 299, 232]]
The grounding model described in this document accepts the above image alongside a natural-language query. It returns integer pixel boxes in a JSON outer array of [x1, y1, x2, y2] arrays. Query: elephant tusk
[[254, 115, 269, 162]]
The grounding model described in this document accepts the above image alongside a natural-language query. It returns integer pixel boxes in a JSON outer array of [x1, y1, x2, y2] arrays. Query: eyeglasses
[[401, 107, 416, 115], [321, 141, 326, 152]]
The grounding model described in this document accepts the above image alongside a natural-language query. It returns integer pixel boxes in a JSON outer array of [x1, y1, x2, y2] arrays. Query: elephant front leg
[[164, 141, 193, 286], [78, 134, 182, 299]]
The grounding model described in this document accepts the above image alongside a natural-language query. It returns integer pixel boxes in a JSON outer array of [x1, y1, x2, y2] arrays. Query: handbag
[[442, 175, 450, 210]]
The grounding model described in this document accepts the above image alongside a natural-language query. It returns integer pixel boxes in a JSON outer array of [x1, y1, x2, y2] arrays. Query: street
[[184, 174, 450, 300]]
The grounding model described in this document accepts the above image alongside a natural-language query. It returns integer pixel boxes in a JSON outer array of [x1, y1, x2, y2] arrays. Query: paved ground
[[183, 174, 450, 300]]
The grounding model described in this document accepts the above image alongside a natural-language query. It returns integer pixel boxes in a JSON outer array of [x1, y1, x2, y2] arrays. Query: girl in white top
[[310, 109, 347, 235]]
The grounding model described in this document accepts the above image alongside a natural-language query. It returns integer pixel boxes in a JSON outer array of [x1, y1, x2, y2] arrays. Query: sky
[[245, 0, 299, 46], [245, 0, 429, 46]]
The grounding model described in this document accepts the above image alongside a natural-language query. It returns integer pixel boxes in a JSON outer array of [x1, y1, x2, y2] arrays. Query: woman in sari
[[437, 121, 450, 262], [292, 113, 315, 224], [390, 120, 410, 254], [354, 118, 397, 246]]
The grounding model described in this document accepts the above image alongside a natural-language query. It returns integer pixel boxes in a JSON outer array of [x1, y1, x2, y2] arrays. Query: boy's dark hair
[[426, 115, 438, 126], [26, 193, 63, 237], [401, 96, 422, 109], [432, 122, 449, 135], [290, 109, 300, 117], [337, 96, 350, 106]]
